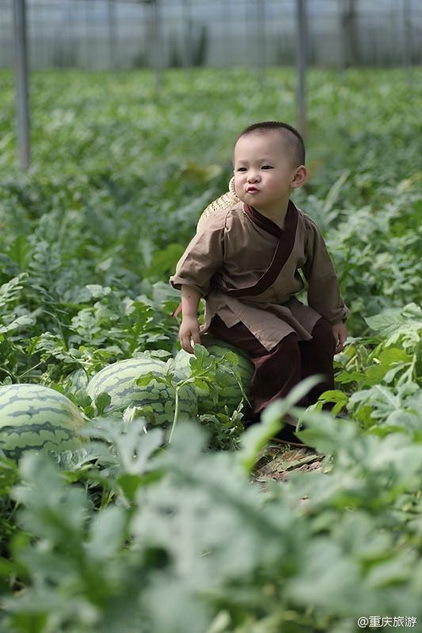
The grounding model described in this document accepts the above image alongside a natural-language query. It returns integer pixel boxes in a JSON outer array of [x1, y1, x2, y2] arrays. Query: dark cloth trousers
[[210, 315, 335, 424]]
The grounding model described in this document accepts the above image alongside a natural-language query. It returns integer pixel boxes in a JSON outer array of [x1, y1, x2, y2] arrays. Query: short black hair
[[237, 121, 306, 166]]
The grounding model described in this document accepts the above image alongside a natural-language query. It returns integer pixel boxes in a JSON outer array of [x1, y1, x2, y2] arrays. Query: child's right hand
[[179, 316, 201, 353]]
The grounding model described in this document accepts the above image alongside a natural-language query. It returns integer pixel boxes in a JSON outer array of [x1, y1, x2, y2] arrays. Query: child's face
[[233, 130, 306, 217]]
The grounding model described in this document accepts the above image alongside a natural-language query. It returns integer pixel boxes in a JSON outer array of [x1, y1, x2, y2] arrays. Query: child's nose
[[247, 171, 260, 182]]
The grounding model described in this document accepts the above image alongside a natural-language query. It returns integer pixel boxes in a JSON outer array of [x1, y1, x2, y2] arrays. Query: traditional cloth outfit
[[170, 194, 348, 423]]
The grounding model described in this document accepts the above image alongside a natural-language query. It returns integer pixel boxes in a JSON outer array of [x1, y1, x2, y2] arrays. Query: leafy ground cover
[[0, 67, 421, 632]]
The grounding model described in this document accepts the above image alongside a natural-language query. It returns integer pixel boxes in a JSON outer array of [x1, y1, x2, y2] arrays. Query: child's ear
[[291, 165, 307, 188]]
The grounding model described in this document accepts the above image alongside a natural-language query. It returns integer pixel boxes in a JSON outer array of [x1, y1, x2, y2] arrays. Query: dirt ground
[[253, 443, 324, 483]]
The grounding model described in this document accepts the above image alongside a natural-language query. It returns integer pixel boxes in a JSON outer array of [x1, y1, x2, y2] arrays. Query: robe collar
[[243, 200, 296, 238]]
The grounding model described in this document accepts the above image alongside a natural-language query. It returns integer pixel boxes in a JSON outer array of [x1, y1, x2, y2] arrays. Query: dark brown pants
[[210, 315, 335, 420]]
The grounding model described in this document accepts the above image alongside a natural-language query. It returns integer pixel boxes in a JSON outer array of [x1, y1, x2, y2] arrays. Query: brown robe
[[170, 200, 348, 351]]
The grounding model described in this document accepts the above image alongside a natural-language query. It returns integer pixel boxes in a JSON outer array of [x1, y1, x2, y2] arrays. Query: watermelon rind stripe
[[0, 384, 85, 459], [86, 357, 198, 426]]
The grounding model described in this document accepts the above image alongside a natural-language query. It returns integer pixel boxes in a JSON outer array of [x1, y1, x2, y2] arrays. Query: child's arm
[[332, 321, 348, 354], [179, 285, 202, 353]]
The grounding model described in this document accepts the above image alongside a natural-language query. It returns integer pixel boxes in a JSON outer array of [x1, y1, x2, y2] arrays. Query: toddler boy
[[170, 121, 348, 441]]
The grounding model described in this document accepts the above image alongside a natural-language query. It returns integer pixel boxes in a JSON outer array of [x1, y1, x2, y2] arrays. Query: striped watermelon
[[0, 384, 85, 460], [174, 341, 253, 415], [86, 356, 197, 426]]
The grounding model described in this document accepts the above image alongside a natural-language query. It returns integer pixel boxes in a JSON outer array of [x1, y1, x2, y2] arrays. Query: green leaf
[[135, 371, 166, 387], [0, 314, 35, 334], [238, 376, 321, 473], [86, 505, 127, 561], [95, 391, 112, 415], [377, 347, 411, 364]]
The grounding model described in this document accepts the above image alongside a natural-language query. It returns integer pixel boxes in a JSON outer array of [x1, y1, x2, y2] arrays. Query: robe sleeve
[[301, 217, 349, 324], [169, 218, 225, 297]]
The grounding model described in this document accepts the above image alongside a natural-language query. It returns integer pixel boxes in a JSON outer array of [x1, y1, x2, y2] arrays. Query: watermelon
[[174, 341, 254, 415], [86, 356, 197, 426], [0, 384, 85, 460]]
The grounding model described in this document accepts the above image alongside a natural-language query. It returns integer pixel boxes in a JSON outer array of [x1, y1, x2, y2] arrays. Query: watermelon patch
[[86, 355, 198, 426], [174, 340, 253, 416], [0, 383, 85, 460]]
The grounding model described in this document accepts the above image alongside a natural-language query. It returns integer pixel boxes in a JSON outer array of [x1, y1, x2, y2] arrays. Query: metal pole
[[152, 0, 162, 92], [344, 0, 358, 67], [223, 0, 233, 68], [84, 0, 90, 70], [339, 0, 348, 70], [13, 0, 31, 170], [296, 0, 308, 139], [402, 0, 412, 69], [256, 0, 266, 85], [107, 0, 117, 69], [183, 0, 193, 69]]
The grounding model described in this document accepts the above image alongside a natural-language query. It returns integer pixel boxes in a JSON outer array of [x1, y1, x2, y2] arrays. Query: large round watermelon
[[174, 341, 253, 416], [86, 356, 197, 426], [0, 384, 85, 460]]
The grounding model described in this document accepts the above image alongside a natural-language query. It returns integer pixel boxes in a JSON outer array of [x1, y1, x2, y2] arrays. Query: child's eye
[[236, 167, 247, 172], [261, 165, 273, 170]]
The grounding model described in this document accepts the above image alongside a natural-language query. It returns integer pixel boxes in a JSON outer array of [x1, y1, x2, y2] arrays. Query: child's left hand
[[332, 322, 348, 354]]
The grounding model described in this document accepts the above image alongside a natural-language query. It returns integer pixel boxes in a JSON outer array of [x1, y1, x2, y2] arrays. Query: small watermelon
[[0, 384, 85, 460], [86, 356, 197, 426], [174, 340, 253, 415]]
